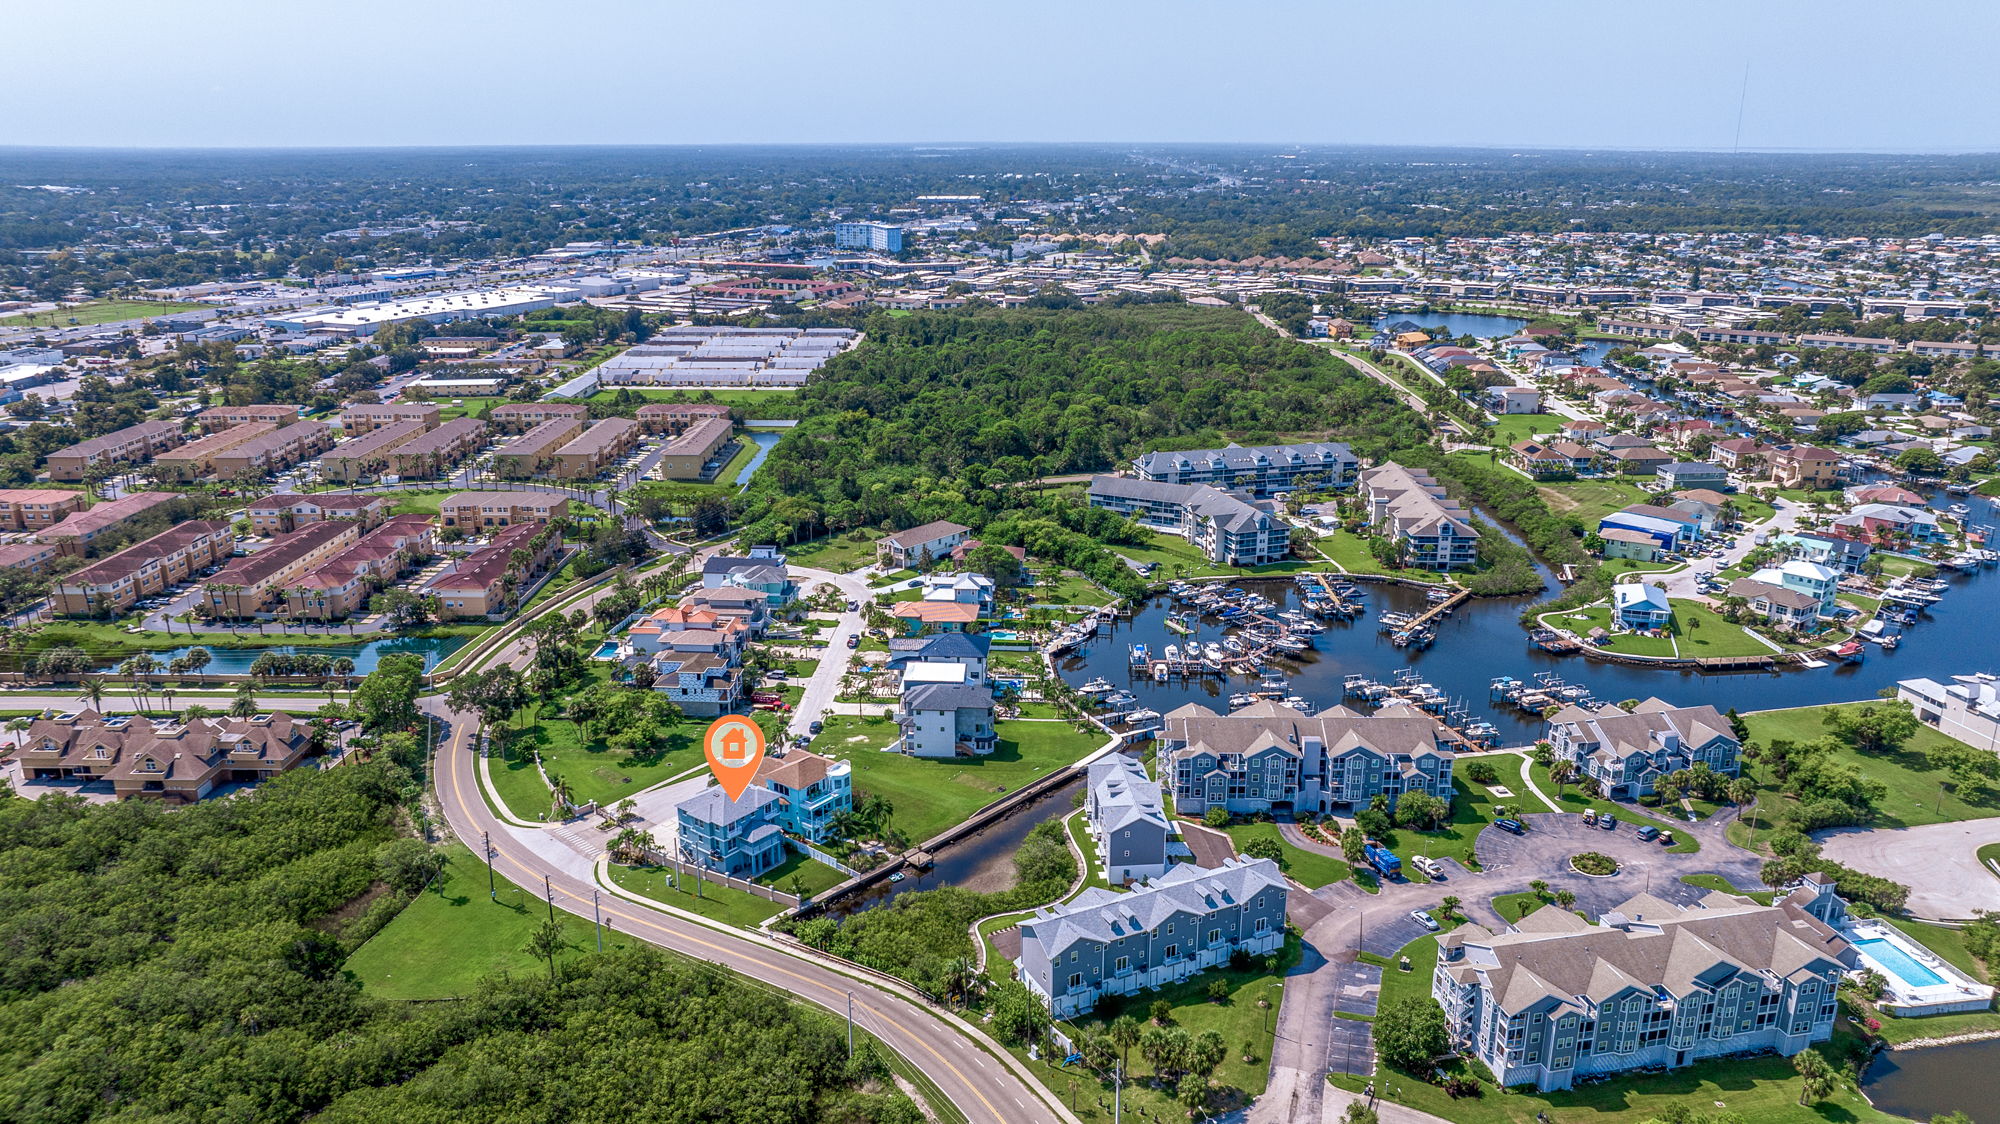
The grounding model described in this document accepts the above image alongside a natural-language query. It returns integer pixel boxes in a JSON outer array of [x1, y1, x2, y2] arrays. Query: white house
[[1897, 673, 2000, 750]]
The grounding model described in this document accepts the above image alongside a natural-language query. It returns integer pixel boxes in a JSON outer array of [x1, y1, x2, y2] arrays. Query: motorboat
[[1079, 677, 1115, 696], [1162, 644, 1181, 662], [1203, 642, 1225, 662]]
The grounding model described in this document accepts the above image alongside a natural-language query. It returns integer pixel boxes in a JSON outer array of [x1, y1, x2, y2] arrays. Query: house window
[[1164, 944, 1177, 960], [1115, 956, 1128, 974], [1068, 972, 1082, 991], [1208, 929, 1220, 945]]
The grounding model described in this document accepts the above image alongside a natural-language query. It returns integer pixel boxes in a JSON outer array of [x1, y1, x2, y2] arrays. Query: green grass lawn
[[1043, 935, 1301, 1124], [0, 298, 209, 326], [384, 490, 452, 516], [1023, 571, 1112, 607], [1065, 808, 1105, 894], [1874, 554, 1935, 578], [343, 842, 627, 998], [488, 700, 699, 821], [784, 530, 886, 574], [431, 396, 509, 421], [1547, 603, 1677, 657], [1599, 557, 1681, 577], [604, 861, 786, 929], [1733, 704, 2000, 846], [1364, 775, 1512, 873], [1538, 478, 1651, 526], [1490, 891, 1569, 922], [1679, 873, 1776, 905], [1548, 598, 1791, 660], [1112, 529, 1321, 580], [1527, 760, 1699, 852], [814, 715, 1102, 843], [1483, 413, 1561, 448], [1314, 529, 1452, 583], [1729, 493, 1777, 523], [755, 851, 848, 898], [588, 387, 803, 418], [1222, 821, 1353, 887]]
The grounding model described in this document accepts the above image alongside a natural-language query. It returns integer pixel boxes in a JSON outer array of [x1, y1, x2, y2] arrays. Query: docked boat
[[1164, 613, 1194, 635], [1078, 677, 1115, 696], [1203, 642, 1225, 662], [1831, 639, 1865, 663], [1128, 643, 1149, 665]]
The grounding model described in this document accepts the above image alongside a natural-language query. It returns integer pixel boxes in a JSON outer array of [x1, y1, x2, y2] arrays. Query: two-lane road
[[427, 700, 1068, 1124]]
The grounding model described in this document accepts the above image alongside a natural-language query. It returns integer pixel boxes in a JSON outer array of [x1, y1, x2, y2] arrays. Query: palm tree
[[78, 677, 106, 714], [1549, 759, 1577, 796], [5, 716, 29, 751]]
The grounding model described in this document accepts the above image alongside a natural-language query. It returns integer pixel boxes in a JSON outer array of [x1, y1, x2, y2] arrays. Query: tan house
[[151, 422, 278, 483], [1769, 445, 1843, 490], [16, 710, 314, 804], [420, 521, 559, 619], [493, 418, 584, 477], [54, 520, 234, 616], [657, 416, 733, 480], [195, 404, 304, 433], [636, 402, 732, 435], [555, 418, 639, 479], [204, 520, 360, 617], [439, 492, 572, 529], [877, 520, 972, 569], [489, 401, 589, 433], [207, 420, 335, 481], [246, 492, 392, 535], [340, 402, 440, 435], [39, 492, 180, 556], [284, 514, 436, 620], [0, 488, 86, 531], [320, 420, 427, 482], [44, 420, 187, 482], [388, 417, 487, 478]]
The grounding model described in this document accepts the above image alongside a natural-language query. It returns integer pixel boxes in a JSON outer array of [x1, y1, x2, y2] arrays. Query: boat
[[1164, 614, 1193, 635], [1078, 677, 1115, 696], [1273, 635, 1310, 653], [1203, 642, 1224, 662], [888, 871, 905, 883], [1948, 503, 1971, 519], [1228, 692, 1253, 708], [1128, 643, 1149, 665], [1426, 587, 1454, 603], [1223, 638, 1247, 657], [1162, 644, 1181, 662], [1831, 640, 1865, 663], [1945, 482, 1974, 496]]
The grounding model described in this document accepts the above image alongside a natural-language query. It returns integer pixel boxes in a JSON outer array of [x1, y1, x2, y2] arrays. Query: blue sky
[[12, 0, 1999, 151]]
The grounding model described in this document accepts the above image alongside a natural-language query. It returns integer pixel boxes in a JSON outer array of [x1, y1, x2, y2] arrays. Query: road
[[1652, 495, 1804, 601], [781, 566, 876, 739]]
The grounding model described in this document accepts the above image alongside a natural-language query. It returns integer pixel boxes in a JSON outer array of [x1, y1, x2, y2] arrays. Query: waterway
[[1863, 1037, 1999, 1121], [1058, 484, 2000, 739], [735, 431, 783, 487], [91, 633, 469, 676], [822, 776, 1085, 916]]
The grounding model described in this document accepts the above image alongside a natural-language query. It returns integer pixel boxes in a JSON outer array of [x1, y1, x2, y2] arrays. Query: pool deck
[[1848, 921, 1997, 1016]]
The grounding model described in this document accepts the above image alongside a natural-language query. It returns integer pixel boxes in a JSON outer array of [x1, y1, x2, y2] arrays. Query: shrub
[[1570, 851, 1619, 876]]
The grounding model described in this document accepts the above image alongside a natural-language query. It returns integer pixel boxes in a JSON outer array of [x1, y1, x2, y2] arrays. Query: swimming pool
[[591, 641, 621, 660], [1854, 937, 1948, 988]]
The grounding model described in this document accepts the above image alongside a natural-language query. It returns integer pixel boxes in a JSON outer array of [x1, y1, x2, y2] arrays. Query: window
[[1068, 973, 1082, 991], [1164, 944, 1177, 961], [1208, 929, 1220, 945], [1114, 956, 1128, 974]]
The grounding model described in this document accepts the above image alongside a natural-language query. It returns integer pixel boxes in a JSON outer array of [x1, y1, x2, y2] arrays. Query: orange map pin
[[703, 715, 767, 801]]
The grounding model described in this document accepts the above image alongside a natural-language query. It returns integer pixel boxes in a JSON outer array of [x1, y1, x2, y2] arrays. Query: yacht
[[1162, 644, 1181, 662], [1203, 642, 1225, 662]]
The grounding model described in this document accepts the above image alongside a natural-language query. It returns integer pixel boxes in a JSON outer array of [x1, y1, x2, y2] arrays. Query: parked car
[[1635, 825, 1660, 842], [1658, 831, 1676, 847], [1494, 818, 1525, 835], [845, 635, 859, 649], [1582, 810, 1598, 826], [1411, 855, 1444, 879], [1600, 814, 1618, 831], [1409, 910, 1440, 933]]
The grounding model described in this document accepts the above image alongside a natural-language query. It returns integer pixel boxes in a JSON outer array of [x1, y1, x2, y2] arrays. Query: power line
[[1732, 63, 1751, 154]]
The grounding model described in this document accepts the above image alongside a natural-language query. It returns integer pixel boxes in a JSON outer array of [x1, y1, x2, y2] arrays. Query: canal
[[1863, 1036, 1999, 1121], [823, 776, 1085, 915], [91, 633, 470, 676]]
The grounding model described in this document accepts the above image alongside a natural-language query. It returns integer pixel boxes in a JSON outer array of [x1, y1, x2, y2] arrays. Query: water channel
[[92, 633, 470, 675], [822, 776, 1084, 916]]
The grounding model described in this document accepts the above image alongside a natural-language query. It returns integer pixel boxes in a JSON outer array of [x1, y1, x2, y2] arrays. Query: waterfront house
[[674, 785, 787, 878], [1727, 578, 1823, 631], [1544, 698, 1739, 800], [1598, 528, 1662, 563], [1775, 531, 1872, 575], [1611, 581, 1672, 629], [1086, 754, 1172, 884], [1654, 462, 1728, 492], [752, 749, 852, 844], [894, 682, 996, 758], [1357, 463, 1479, 570]]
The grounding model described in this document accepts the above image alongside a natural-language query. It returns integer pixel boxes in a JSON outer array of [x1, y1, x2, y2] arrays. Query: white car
[[1410, 910, 1440, 932]]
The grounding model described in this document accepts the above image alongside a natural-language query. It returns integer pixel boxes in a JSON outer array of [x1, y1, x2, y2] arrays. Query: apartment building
[[1086, 476, 1291, 567], [1015, 858, 1287, 1020], [53, 521, 234, 616], [16, 710, 315, 804], [1160, 699, 1457, 816], [0, 541, 63, 574], [1131, 440, 1358, 496], [1086, 754, 1172, 884], [1767, 446, 1844, 490], [1433, 882, 1853, 1092], [555, 417, 639, 478], [388, 416, 487, 478], [751, 749, 853, 844], [284, 514, 437, 620], [420, 520, 558, 619], [40, 491, 179, 555], [1544, 698, 1740, 801], [492, 417, 584, 477], [205, 520, 360, 617], [1897, 672, 2000, 748], [636, 401, 732, 434], [195, 404, 303, 432], [1358, 463, 1480, 570], [340, 402, 440, 434], [151, 422, 278, 483], [438, 491, 571, 529], [319, 420, 428, 483], [245, 492, 391, 535], [673, 785, 787, 878], [0, 488, 85, 531], [488, 401, 588, 433], [656, 416, 733, 480], [208, 420, 335, 480], [44, 420, 187, 481], [876, 519, 971, 569]]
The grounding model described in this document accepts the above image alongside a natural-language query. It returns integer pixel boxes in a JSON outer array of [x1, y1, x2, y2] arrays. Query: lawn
[[1527, 760, 1699, 852], [1490, 890, 1546, 922], [343, 842, 627, 999], [1483, 413, 1562, 448], [0, 298, 209, 327], [431, 396, 509, 421], [1223, 821, 1353, 887], [1065, 807, 1106, 894], [1732, 704, 2000, 846], [784, 530, 886, 574], [588, 387, 804, 418], [1364, 773, 1514, 873], [604, 861, 786, 929], [384, 490, 452, 516], [488, 701, 700, 821], [1679, 873, 1776, 905], [1538, 478, 1651, 526], [755, 850, 849, 898], [1023, 571, 1113, 608], [1315, 529, 1452, 583], [1546, 598, 1794, 660], [813, 714, 1103, 844], [1112, 529, 1321, 581], [1039, 935, 1301, 1124], [1547, 604, 1677, 657], [1599, 557, 1681, 577]]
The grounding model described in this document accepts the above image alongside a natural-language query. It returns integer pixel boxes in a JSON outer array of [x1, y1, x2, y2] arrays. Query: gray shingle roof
[[1018, 857, 1286, 963]]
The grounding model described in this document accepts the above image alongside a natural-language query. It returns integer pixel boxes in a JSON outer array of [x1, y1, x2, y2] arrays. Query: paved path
[[1817, 818, 2000, 919], [1654, 496, 1806, 601], [781, 566, 875, 739]]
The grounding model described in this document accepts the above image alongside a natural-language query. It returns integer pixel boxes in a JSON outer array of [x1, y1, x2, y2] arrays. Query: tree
[[1202, 806, 1230, 829], [1373, 997, 1449, 1071], [352, 653, 425, 732], [1555, 888, 1577, 909], [523, 916, 573, 983], [1343, 1102, 1380, 1124], [1177, 1072, 1210, 1119], [1341, 826, 1367, 866], [989, 979, 1050, 1047], [1792, 1047, 1837, 1106], [1108, 1014, 1142, 1075], [1824, 700, 1920, 755], [1393, 791, 1449, 830], [376, 838, 446, 894], [1150, 999, 1174, 1026], [1440, 895, 1462, 920], [1241, 836, 1286, 869], [1206, 978, 1231, 1003], [229, 683, 259, 719]]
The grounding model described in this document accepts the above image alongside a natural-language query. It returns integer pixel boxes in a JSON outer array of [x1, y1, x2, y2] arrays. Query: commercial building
[[1358, 463, 1480, 570], [554, 417, 638, 479], [1086, 476, 1291, 567], [1086, 754, 1172, 884], [204, 520, 360, 617], [492, 417, 584, 478], [15, 710, 315, 804], [388, 417, 487, 478], [245, 492, 392, 535], [752, 749, 853, 844], [834, 222, 905, 253], [44, 420, 188, 482], [489, 402, 589, 433], [655, 416, 734, 480], [1131, 441, 1358, 496], [673, 785, 787, 878], [1161, 699, 1456, 817], [0, 488, 85, 531], [1015, 858, 1287, 1020], [1432, 882, 1853, 1092], [207, 420, 335, 481], [1544, 698, 1739, 801], [438, 492, 572, 529], [636, 402, 732, 434], [320, 420, 428, 482], [877, 520, 971, 569], [53, 521, 234, 616], [196, 404, 303, 432], [148, 423, 277, 483], [265, 285, 565, 336], [1896, 673, 2000, 750], [40, 491, 179, 555], [340, 402, 440, 435], [420, 521, 560, 619], [284, 514, 437, 620]]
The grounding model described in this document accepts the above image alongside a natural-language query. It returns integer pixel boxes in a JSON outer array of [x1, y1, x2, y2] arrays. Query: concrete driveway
[[1817, 818, 2000, 919]]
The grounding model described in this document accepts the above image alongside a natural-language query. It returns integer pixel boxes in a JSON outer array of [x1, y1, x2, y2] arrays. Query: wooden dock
[[1404, 587, 1471, 631]]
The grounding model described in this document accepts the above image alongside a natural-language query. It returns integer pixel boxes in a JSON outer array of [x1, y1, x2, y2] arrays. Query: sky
[[11, 0, 2000, 152]]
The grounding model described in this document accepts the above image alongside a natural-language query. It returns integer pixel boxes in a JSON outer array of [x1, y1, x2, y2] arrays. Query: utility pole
[[484, 830, 495, 900], [1113, 1060, 1123, 1124], [544, 874, 555, 922], [847, 992, 855, 1059], [593, 889, 603, 952]]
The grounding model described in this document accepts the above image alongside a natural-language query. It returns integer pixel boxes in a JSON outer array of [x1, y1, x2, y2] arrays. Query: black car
[[1493, 818, 1525, 835], [808, 720, 823, 734]]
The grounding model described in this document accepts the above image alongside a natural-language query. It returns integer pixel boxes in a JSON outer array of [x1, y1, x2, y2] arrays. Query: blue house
[[752, 749, 852, 844], [1612, 582, 1673, 629], [674, 785, 787, 878], [1598, 510, 1693, 552]]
